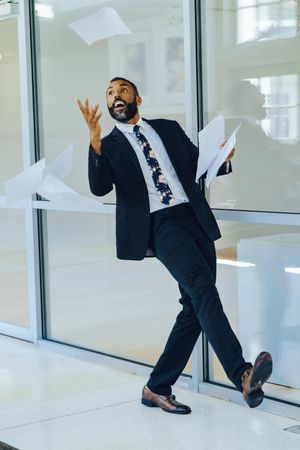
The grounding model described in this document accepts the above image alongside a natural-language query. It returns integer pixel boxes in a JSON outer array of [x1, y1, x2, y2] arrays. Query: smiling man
[[77, 77, 272, 415]]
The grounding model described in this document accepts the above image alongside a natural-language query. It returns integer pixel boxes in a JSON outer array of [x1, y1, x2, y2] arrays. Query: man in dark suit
[[78, 77, 272, 414]]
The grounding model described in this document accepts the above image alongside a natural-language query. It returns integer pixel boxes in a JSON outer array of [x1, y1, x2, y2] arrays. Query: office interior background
[[0, 0, 300, 418]]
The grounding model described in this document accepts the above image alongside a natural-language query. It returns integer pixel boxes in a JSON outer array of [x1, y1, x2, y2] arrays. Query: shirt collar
[[115, 117, 145, 134]]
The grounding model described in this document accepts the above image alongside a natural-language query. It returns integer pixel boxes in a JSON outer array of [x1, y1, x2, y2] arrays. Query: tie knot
[[133, 124, 140, 134]]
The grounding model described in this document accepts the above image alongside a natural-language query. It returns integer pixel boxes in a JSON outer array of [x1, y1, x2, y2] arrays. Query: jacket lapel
[[111, 126, 143, 174]]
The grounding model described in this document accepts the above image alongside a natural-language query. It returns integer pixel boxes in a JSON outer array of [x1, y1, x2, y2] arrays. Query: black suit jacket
[[88, 118, 231, 260]]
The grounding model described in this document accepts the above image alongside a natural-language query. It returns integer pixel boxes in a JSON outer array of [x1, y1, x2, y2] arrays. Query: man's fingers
[[220, 139, 228, 149], [226, 148, 235, 161], [89, 111, 103, 128], [89, 104, 102, 123], [77, 98, 87, 115], [90, 102, 99, 118], [77, 98, 102, 127], [94, 112, 103, 121]]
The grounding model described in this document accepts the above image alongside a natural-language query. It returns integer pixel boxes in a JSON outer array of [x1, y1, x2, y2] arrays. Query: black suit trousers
[[146, 203, 251, 396]]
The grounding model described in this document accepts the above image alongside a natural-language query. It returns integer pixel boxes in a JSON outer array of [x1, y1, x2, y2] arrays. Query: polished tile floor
[[0, 335, 300, 450]]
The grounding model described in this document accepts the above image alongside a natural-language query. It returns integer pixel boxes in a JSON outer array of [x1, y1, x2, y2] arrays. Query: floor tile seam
[[0, 398, 141, 432]]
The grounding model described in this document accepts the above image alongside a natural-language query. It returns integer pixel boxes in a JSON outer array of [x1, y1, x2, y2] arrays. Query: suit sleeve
[[88, 144, 114, 196], [174, 121, 232, 178]]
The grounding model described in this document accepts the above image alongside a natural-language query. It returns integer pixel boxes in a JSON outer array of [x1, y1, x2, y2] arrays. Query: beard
[[108, 97, 138, 122]]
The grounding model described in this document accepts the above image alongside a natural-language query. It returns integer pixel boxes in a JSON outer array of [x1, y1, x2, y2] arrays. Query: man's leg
[[149, 204, 252, 391], [147, 285, 201, 396]]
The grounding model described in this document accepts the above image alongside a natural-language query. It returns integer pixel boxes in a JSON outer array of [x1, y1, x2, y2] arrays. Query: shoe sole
[[141, 398, 191, 415], [250, 351, 273, 392]]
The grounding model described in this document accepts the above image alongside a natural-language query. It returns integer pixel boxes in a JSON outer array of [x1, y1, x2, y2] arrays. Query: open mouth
[[113, 100, 126, 110]]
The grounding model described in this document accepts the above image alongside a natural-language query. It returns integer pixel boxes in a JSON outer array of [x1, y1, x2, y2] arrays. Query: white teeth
[[115, 101, 125, 108]]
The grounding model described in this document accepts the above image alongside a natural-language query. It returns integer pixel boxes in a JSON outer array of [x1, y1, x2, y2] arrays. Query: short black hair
[[110, 77, 139, 96]]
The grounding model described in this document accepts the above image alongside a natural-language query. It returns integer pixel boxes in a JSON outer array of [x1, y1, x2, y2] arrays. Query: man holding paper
[[78, 77, 272, 415]]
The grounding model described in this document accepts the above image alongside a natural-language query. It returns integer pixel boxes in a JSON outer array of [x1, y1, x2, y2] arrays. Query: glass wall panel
[[34, 0, 191, 371], [209, 220, 300, 404], [0, 18, 23, 194], [43, 210, 191, 373], [201, 0, 300, 212], [0, 209, 29, 327], [34, 0, 187, 203]]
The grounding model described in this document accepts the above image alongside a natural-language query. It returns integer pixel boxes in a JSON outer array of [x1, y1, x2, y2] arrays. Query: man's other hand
[[220, 139, 235, 161]]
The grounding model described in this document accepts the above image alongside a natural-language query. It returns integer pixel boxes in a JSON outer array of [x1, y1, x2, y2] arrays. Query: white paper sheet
[[196, 115, 225, 182], [196, 115, 240, 188], [37, 173, 78, 200], [68, 7, 132, 45], [206, 124, 241, 187], [4, 144, 103, 208], [44, 144, 74, 180], [4, 159, 46, 205], [37, 173, 101, 208]]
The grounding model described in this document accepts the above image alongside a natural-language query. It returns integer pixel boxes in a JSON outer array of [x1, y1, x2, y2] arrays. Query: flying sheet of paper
[[37, 173, 101, 208], [4, 144, 103, 208], [44, 144, 74, 180], [68, 7, 132, 45], [196, 115, 225, 182], [206, 123, 241, 187], [4, 159, 46, 205]]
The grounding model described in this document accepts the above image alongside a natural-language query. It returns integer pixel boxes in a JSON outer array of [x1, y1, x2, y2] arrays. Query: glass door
[[32, 0, 196, 375], [200, 0, 300, 407]]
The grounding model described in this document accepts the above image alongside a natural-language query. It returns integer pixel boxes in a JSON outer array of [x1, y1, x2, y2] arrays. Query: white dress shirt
[[116, 118, 189, 213]]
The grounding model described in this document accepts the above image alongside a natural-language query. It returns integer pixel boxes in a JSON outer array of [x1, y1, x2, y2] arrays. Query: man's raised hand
[[77, 98, 103, 154]]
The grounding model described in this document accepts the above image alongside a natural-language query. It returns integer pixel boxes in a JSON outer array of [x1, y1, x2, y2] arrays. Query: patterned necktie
[[133, 125, 174, 205]]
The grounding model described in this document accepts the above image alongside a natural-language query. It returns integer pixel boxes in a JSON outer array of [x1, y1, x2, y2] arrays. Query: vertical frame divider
[[183, 0, 204, 389], [18, 0, 42, 342]]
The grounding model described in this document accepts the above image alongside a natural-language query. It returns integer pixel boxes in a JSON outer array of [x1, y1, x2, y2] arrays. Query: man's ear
[[137, 95, 142, 106]]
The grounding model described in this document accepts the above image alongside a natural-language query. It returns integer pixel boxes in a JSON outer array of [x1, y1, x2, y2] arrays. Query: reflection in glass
[[202, 0, 300, 212], [210, 220, 300, 404], [0, 210, 29, 327], [165, 37, 185, 93], [122, 43, 146, 94], [237, 0, 297, 44], [252, 75, 299, 143], [209, 76, 300, 211], [44, 211, 191, 373]]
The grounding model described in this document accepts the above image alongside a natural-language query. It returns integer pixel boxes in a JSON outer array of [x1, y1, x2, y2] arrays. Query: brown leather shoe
[[241, 351, 273, 408], [141, 386, 191, 415]]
